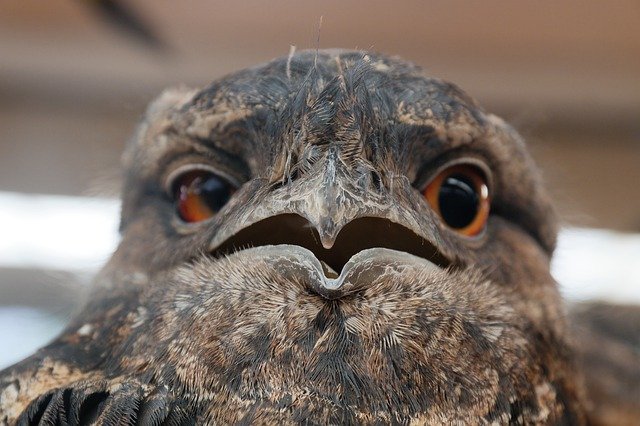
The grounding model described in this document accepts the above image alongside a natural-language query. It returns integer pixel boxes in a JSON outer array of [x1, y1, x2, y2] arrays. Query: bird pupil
[[199, 176, 231, 212], [438, 174, 479, 229]]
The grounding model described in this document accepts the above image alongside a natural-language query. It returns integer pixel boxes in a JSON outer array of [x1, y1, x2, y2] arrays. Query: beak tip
[[320, 237, 335, 250], [316, 219, 339, 249]]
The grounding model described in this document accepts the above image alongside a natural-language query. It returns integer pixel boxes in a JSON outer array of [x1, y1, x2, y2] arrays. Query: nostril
[[211, 214, 450, 273]]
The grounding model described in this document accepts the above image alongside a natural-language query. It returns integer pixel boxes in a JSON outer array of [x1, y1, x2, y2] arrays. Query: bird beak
[[208, 154, 455, 277]]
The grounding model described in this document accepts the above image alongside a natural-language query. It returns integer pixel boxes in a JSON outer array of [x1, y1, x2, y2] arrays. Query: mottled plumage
[[0, 49, 635, 424]]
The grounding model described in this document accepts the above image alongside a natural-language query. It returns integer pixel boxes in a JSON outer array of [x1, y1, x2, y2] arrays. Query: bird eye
[[171, 170, 235, 223], [423, 164, 490, 237]]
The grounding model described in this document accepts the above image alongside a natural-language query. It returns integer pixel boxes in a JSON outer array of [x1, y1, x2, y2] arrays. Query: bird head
[[98, 50, 583, 423]]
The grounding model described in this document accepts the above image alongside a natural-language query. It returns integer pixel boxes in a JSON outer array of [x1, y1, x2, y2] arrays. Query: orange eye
[[171, 170, 235, 223], [423, 164, 490, 237]]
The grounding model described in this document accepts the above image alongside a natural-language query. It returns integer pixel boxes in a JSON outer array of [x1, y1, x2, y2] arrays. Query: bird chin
[[152, 244, 534, 420]]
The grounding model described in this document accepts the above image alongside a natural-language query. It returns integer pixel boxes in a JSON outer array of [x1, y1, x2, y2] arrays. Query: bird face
[[84, 50, 583, 423], [119, 51, 557, 274]]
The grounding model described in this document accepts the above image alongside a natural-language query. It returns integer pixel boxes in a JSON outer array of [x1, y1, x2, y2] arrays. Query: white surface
[[0, 191, 120, 272], [553, 227, 640, 303], [0, 190, 639, 369], [0, 307, 67, 370]]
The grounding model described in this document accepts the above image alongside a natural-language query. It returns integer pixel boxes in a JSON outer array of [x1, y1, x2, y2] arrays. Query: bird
[[0, 48, 635, 424]]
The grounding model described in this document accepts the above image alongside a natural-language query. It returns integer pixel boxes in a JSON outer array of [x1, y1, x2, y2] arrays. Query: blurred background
[[0, 1, 639, 368]]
